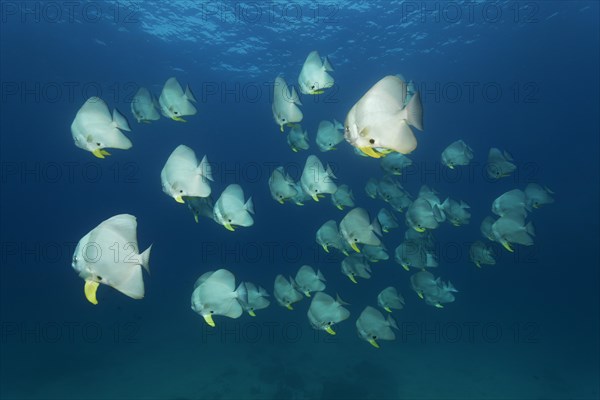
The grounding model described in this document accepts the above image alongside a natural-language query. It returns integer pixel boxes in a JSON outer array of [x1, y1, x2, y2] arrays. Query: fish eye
[[179, 190, 184, 193], [228, 219, 232, 222], [210, 310, 214, 314], [372, 335, 377, 339], [96, 142, 101, 146], [369, 139, 375, 144], [310, 85, 315, 90], [314, 189, 318, 193], [282, 118, 286, 122], [174, 111, 179, 115], [354, 238, 358, 242]]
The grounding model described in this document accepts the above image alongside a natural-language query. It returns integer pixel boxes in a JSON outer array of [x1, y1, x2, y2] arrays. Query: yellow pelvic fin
[[91, 149, 106, 159], [501, 241, 514, 252], [224, 223, 235, 232], [325, 326, 336, 335], [312, 90, 325, 95], [348, 274, 358, 284], [311, 194, 320, 202], [175, 196, 185, 204], [359, 146, 383, 159], [414, 226, 426, 233], [280, 125, 284, 132], [286, 303, 294, 310], [100, 149, 111, 156], [435, 303, 444, 309], [248, 310, 256, 317], [277, 199, 285, 204], [142, 120, 152, 124], [203, 314, 216, 327], [194, 215, 199, 223], [384, 307, 392, 313], [84, 280, 99, 305], [321, 244, 329, 253], [368, 338, 380, 348], [475, 261, 481, 268], [417, 291, 424, 299], [172, 116, 187, 122], [292, 148, 298, 152], [350, 242, 361, 253]]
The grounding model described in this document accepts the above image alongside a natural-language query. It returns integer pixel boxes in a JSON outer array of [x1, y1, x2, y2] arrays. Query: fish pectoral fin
[[224, 223, 235, 232], [325, 326, 336, 335], [350, 242, 361, 253], [368, 338, 380, 348], [248, 310, 256, 317], [84, 280, 100, 305]]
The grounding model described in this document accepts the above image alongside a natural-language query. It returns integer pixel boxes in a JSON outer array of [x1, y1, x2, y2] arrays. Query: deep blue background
[[1, 1, 598, 398]]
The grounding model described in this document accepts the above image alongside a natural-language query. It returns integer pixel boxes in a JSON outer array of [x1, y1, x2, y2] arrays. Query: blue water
[[1, 1, 599, 399]]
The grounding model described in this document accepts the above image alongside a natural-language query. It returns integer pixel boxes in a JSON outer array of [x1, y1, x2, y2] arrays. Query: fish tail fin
[[333, 119, 343, 130], [371, 217, 382, 237], [258, 286, 269, 297], [335, 293, 350, 306], [316, 269, 326, 282], [290, 86, 302, 106], [387, 315, 399, 330], [405, 91, 423, 131], [198, 155, 213, 182], [140, 244, 152, 274], [235, 282, 248, 303], [112, 108, 131, 131], [185, 85, 197, 102], [325, 164, 337, 180], [322, 56, 334, 72], [526, 221, 535, 237], [244, 197, 255, 214]]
